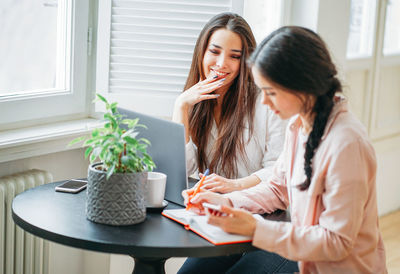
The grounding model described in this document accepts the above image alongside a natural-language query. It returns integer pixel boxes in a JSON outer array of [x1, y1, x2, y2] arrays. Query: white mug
[[145, 172, 167, 207]]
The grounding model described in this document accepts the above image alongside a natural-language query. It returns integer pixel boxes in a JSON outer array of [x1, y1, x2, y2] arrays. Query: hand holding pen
[[185, 169, 209, 210]]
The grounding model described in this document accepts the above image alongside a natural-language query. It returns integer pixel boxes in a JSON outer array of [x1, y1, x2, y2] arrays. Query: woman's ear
[[300, 94, 316, 114]]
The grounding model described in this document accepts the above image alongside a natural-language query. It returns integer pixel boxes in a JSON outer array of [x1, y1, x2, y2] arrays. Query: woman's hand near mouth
[[172, 74, 226, 143], [174, 75, 226, 109]]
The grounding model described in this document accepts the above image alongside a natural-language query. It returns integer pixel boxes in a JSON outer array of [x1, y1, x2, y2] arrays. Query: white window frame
[[367, 0, 400, 139], [95, 0, 244, 117], [243, 0, 290, 43], [346, 0, 378, 59], [0, 0, 90, 130], [343, 0, 400, 140]]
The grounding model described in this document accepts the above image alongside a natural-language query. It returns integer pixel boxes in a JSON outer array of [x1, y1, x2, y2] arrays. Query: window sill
[[0, 118, 102, 163]]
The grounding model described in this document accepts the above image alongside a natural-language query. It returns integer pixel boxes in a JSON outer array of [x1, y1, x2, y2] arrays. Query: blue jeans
[[177, 250, 298, 274]]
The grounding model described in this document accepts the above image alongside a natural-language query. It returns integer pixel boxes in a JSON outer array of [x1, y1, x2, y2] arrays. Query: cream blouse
[[185, 96, 287, 180]]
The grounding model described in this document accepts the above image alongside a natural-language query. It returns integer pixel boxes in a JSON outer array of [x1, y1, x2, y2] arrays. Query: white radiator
[[0, 169, 53, 274]]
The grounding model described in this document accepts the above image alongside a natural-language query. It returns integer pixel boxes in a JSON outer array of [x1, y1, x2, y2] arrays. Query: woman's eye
[[231, 55, 241, 59], [209, 49, 219, 54], [264, 90, 276, 96]]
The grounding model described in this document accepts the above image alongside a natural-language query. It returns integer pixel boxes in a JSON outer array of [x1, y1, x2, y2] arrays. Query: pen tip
[[204, 169, 209, 176]]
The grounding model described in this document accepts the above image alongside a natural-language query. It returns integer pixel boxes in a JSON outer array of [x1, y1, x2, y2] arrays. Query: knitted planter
[[86, 163, 147, 225]]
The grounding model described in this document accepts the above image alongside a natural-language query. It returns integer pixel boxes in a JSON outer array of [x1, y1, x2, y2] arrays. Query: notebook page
[[163, 209, 198, 225], [189, 215, 252, 244]]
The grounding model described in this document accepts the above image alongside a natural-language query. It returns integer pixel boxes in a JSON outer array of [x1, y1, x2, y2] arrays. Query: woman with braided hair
[[179, 26, 387, 274]]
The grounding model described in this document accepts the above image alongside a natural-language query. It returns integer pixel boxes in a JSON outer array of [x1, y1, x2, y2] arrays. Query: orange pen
[[186, 169, 209, 210]]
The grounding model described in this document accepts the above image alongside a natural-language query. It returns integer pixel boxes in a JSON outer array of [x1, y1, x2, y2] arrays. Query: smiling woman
[[202, 28, 242, 95], [172, 12, 286, 195]]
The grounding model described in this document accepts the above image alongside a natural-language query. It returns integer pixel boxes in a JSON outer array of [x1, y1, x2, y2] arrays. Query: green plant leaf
[[90, 147, 101, 163], [84, 146, 93, 159], [137, 144, 148, 153], [68, 136, 86, 146], [104, 113, 118, 130], [124, 136, 138, 145], [83, 138, 96, 146], [121, 155, 132, 166], [106, 164, 116, 180], [122, 118, 139, 128], [110, 102, 118, 114], [91, 129, 100, 138], [135, 124, 147, 129], [69, 95, 155, 174], [139, 138, 151, 145], [96, 93, 108, 104], [121, 129, 138, 138]]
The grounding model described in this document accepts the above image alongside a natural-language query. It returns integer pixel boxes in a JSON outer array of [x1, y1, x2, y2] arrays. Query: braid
[[297, 78, 340, 191], [248, 26, 343, 191]]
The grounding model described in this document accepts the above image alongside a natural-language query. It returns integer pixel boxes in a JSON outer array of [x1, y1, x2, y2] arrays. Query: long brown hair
[[185, 12, 258, 178], [249, 26, 342, 190]]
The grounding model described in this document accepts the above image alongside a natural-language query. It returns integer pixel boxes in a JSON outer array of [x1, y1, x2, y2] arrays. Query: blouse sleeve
[[252, 107, 287, 181], [252, 139, 377, 262], [225, 126, 291, 214], [185, 138, 198, 177]]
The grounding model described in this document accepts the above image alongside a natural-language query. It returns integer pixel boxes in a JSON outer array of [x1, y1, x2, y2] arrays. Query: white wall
[[0, 148, 88, 181], [373, 136, 400, 215]]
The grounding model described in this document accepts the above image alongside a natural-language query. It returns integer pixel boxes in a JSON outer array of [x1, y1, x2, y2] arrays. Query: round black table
[[12, 182, 290, 274]]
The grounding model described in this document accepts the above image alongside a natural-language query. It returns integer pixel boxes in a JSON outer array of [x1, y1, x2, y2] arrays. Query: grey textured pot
[[86, 163, 147, 225]]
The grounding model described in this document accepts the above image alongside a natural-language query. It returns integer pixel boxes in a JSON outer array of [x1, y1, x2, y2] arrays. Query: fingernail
[[215, 94, 220, 97], [213, 75, 218, 79], [220, 78, 226, 81]]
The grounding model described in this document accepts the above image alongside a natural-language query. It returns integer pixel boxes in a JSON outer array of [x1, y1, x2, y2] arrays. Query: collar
[[288, 95, 348, 140]]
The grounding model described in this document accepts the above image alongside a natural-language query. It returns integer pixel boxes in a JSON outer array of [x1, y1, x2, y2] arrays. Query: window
[[243, 0, 286, 43], [0, 0, 69, 95], [0, 0, 90, 129], [344, 0, 400, 139], [383, 0, 400, 55], [346, 0, 377, 59]]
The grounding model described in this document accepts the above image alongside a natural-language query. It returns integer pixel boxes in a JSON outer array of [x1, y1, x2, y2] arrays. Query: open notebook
[[162, 208, 261, 245]]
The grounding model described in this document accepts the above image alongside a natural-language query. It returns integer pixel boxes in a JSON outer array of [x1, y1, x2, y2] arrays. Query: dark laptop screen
[[118, 107, 188, 206]]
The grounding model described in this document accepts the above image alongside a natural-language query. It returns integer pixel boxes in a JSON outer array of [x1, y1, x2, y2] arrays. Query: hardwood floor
[[380, 210, 400, 273]]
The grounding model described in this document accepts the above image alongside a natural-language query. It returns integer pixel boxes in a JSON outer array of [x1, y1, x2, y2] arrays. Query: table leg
[[130, 256, 169, 274]]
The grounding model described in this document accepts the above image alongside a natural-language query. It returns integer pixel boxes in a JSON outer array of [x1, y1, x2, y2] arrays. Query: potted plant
[[70, 94, 155, 225]]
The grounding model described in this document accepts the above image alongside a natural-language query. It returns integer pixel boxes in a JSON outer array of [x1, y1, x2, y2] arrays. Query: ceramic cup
[[145, 172, 167, 207]]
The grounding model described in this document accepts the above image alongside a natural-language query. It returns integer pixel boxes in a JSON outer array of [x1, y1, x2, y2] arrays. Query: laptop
[[118, 107, 188, 207]]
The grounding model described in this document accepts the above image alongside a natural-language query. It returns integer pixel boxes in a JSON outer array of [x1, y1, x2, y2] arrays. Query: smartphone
[[55, 179, 87, 193], [202, 202, 227, 216]]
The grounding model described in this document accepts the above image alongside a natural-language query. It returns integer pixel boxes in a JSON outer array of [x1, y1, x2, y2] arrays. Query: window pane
[[0, 0, 70, 96], [347, 0, 377, 59], [244, 0, 283, 43], [383, 0, 400, 55]]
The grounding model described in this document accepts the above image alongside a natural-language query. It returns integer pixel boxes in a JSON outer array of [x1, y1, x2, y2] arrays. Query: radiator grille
[[0, 169, 53, 274]]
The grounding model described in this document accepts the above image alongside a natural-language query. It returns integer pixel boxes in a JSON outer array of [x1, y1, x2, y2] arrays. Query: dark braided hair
[[248, 26, 342, 191]]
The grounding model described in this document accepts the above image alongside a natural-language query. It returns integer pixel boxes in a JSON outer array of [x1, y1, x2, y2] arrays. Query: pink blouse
[[226, 98, 387, 273]]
